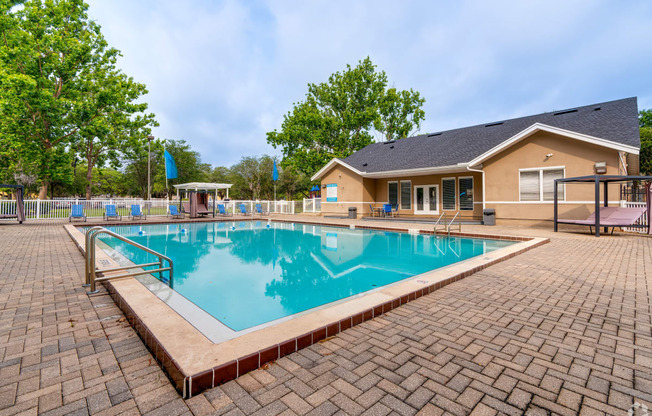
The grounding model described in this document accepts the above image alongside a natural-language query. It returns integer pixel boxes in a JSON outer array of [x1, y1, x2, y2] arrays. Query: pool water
[[94, 221, 515, 331]]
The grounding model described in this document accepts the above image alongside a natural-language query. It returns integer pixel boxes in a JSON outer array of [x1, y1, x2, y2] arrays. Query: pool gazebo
[[173, 182, 233, 218], [553, 175, 652, 237]]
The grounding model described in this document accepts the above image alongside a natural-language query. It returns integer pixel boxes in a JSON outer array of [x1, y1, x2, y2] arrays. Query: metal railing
[[0, 198, 296, 221], [85, 226, 173, 294], [621, 201, 648, 233], [433, 212, 447, 235], [433, 211, 462, 237]]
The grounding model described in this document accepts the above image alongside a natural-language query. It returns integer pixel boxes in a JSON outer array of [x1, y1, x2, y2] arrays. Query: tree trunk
[[39, 183, 48, 199], [85, 164, 93, 200]]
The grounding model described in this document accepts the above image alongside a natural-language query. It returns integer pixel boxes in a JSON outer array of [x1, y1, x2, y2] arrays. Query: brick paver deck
[[0, 217, 650, 415]]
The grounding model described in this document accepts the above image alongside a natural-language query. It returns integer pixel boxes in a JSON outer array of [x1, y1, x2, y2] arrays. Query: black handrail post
[[603, 180, 609, 233], [595, 176, 600, 237], [553, 179, 558, 232]]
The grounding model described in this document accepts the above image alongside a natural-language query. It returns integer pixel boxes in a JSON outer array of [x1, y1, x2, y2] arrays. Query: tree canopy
[[266, 57, 425, 177], [640, 109, 652, 175], [0, 0, 155, 198]]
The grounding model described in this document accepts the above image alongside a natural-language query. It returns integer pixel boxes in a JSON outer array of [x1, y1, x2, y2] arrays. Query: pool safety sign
[[326, 184, 338, 202]]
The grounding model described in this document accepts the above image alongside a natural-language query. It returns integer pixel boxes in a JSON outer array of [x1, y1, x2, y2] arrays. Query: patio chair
[[383, 204, 395, 217], [558, 206, 647, 234], [69, 204, 86, 222], [103, 204, 121, 221], [255, 203, 268, 216], [239, 204, 251, 215], [168, 205, 184, 219], [129, 204, 146, 220], [217, 204, 232, 216], [369, 204, 382, 217]]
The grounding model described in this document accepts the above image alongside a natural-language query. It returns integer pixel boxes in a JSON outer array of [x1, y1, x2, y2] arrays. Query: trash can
[[348, 207, 357, 219], [483, 209, 496, 226]]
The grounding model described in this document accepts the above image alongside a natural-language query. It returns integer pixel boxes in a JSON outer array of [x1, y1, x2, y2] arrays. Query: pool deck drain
[[65, 220, 548, 398]]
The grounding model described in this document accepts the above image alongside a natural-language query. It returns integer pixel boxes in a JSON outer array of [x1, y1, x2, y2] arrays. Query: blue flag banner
[[273, 160, 279, 181], [165, 150, 178, 179]]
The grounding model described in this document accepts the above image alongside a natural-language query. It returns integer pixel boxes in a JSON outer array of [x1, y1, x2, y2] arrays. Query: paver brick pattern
[[0, 218, 651, 415]]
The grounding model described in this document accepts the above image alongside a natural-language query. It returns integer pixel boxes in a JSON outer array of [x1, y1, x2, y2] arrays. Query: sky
[[86, 0, 652, 168]]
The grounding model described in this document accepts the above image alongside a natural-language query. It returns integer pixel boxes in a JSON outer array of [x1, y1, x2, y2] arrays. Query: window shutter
[[520, 171, 540, 201], [400, 181, 411, 209], [543, 169, 564, 201], [442, 179, 456, 210], [388, 182, 398, 207], [459, 178, 473, 210]]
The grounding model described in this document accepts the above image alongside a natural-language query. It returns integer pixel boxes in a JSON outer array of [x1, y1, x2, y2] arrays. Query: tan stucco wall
[[483, 131, 623, 220], [320, 165, 368, 215], [375, 173, 484, 219]]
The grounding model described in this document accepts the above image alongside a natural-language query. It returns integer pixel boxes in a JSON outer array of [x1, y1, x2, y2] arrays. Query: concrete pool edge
[[64, 221, 549, 399]]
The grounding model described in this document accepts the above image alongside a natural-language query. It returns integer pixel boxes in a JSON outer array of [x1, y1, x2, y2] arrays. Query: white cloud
[[87, 0, 652, 166]]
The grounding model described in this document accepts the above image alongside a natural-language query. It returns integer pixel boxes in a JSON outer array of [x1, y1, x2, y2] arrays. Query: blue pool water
[[93, 222, 515, 331]]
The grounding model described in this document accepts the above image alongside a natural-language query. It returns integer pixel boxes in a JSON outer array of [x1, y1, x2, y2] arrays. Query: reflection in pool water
[[95, 222, 514, 331]]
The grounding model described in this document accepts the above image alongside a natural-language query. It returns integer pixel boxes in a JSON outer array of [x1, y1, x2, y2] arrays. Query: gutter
[[466, 165, 486, 210]]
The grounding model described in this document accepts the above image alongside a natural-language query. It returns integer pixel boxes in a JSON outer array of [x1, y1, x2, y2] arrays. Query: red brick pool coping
[[64, 218, 548, 398]]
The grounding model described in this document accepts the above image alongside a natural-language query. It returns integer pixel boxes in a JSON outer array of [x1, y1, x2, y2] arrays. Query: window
[[442, 178, 456, 210], [458, 177, 473, 210], [400, 181, 411, 210], [388, 182, 398, 207], [519, 168, 564, 201]]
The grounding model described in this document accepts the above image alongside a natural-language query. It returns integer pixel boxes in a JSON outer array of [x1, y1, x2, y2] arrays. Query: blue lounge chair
[[255, 203, 268, 216], [129, 204, 146, 220], [69, 204, 86, 222], [217, 204, 232, 216], [103, 204, 121, 221], [168, 205, 184, 219], [239, 204, 250, 215]]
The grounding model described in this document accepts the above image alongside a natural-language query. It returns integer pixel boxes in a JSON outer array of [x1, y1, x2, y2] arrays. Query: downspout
[[618, 151, 628, 175], [466, 164, 485, 211]]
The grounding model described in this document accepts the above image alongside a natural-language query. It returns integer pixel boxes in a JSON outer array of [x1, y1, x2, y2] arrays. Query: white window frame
[[387, 181, 398, 207], [458, 176, 474, 211], [518, 166, 566, 202], [441, 177, 457, 211], [399, 180, 411, 210]]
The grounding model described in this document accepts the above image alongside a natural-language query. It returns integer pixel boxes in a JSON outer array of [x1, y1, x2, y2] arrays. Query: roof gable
[[336, 97, 639, 176]]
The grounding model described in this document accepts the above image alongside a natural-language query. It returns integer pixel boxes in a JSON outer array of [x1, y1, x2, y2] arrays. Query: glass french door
[[414, 185, 439, 215]]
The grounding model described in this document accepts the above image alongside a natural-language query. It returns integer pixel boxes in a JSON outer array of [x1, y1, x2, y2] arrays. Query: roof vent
[[384, 140, 396, 144], [362, 163, 368, 167], [428, 132, 442, 137], [389, 145, 394, 149], [553, 109, 578, 116], [594, 106, 601, 111], [485, 122, 503, 127]]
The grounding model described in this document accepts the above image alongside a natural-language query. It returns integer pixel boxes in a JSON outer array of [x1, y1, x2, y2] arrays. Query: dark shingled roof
[[342, 97, 639, 173]]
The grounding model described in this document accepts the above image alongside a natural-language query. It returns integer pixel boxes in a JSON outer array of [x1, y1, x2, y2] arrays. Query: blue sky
[[87, 0, 652, 167]]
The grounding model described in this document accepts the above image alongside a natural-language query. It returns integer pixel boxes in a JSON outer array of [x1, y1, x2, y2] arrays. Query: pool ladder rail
[[433, 211, 462, 237], [84, 226, 174, 294]]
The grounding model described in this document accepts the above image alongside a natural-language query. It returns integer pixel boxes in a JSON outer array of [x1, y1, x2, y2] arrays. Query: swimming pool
[[94, 221, 515, 332]]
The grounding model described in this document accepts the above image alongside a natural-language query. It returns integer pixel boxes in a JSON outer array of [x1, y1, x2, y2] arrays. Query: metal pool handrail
[[433, 212, 447, 235], [84, 226, 173, 294], [447, 211, 462, 237]]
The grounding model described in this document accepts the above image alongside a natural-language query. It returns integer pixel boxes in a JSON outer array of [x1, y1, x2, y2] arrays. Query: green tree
[[640, 109, 652, 175], [266, 57, 425, 177], [73, 57, 157, 199], [0, 0, 155, 198]]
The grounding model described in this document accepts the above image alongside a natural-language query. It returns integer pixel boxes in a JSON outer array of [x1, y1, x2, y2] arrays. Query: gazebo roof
[[173, 182, 233, 191]]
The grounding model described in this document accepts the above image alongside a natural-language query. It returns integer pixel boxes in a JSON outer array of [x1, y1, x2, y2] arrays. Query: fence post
[[36, 199, 40, 219]]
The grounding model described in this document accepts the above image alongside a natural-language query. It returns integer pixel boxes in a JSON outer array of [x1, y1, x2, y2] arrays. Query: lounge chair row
[[69, 204, 146, 222], [68, 203, 272, 222]]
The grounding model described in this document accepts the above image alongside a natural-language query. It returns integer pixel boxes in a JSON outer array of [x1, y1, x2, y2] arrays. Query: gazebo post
[[594, 176, 600, 237], [553, 179, 558, 232], [603, 180, 609, 234]]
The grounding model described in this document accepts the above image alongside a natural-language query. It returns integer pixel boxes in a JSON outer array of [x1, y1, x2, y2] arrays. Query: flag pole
[[165, 141, 169, 204]]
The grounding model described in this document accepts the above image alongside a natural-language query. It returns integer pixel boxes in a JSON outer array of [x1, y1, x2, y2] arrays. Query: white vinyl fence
[[0, 198, 295, 221], [622, 201, 648, 233], [302, 198, 321, 213]]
